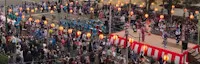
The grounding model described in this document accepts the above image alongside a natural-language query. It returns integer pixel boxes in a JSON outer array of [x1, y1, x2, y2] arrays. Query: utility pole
[[198, 14, 200, 46]]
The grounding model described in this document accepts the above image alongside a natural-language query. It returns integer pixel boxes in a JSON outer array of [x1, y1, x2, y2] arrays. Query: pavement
[[112, 28, 197, 54]]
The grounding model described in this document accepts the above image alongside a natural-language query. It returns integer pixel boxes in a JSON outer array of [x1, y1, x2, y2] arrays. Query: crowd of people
[[0, 0, 198, 64]]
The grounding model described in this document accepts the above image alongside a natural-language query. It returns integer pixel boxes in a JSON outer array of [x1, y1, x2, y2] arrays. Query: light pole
[[5, 0, 8, 34]]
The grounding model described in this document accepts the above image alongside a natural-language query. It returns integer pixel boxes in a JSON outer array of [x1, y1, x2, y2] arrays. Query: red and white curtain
[[108, 34, 190, 64]]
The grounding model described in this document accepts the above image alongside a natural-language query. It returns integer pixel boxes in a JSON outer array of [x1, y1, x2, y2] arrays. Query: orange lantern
[[113, 35, 118, 40], [99, 34, 104, 40], [35, 19, 40, 24], [116, 4, 119, 7], [128, 38, 134, 43], [26, 8, 30, 11], [8, 8, 12, 12], [70, 9, 73, 13], [59, 26, 64, 31], [90, 7, 94, 11], [22, 15, 25, 19], [139, 5, 144, 8], [163, 54, 169, 61], [40, 7, 43, 10], [35, 8, 38, 11], [54, 6, 57, 9], [86, 32, 91, 38], [15, 12, 19, 16], [44, 20, 48, 25], [19, 7, 23, 11], [154, 8, 158, 12], [31, 9, 34, 13], [28, 18, 32, 21], [68, 29, 73, 34], [118, 7, 121, 11], [172, 5, 175, 9], [48, 7, 51, 10], [145, 14, 149, 18], [151, 2, 155, 5], [160, 15, 164, 19], [121, 3, 124, 6], [142, 45, 148, 52], [171, 10, 174, 14], [51, 23, 55, 28], [77, 31, 82, 36], [189, 14, 194, 19]]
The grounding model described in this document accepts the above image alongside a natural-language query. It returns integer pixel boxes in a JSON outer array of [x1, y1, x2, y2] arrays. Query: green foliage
[[0, 54, 8, 64]]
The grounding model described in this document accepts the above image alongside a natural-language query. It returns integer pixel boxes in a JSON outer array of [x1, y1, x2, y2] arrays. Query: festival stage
[[109, 28, 199, 64]]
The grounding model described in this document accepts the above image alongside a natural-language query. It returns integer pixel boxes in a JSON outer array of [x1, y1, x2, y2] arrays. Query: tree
[[0, 54, 8, 64]]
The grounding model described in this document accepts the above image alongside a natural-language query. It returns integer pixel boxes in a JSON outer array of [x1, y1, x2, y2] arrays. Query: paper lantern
[[118, 7, 121, 11], [54, 6, 56, 9], [22, 15, 25, 19], [48, 7, 51, 10], [28, 18, 32, 21], [70, 9, 73, 13], [51, 23, 55, 28], [26, 8, 30, 11], [19, 7, 23, 11], [145, 14, 149, 18], [44, 20, 48, 25], [86, 32, 91, 38], [15, 12, 19, 16], [121, 3, 124, 6], [99, 34, 104, 40], [59, 26, 64, 31], [113, 35, 118, 40], [116, 4, 119, 7], [128, 38, 134, 43], [40, 7, 43, 10], [154, 8, 158, 12], [68, 29, 73, 34], [171, 10, 174, 14], [31, 9, 34, 13], [190, 14, 194, 19], [172, 5, 175, 9], [160, 15, 164, 19], [163, 54, 169, 61], [90, 7, 94, 11], [35, 19, 40, 24], [151, 2, 155, 5], [133, 2, 136, 5], [35, 8, 38, 11], [139, 5, 144, 8], [142, 45, 148, 52], [77, 31, 82, 36], [8, 9, 12, 12]]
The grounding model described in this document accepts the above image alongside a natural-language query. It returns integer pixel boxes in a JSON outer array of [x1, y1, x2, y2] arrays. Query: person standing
[[162, 30, 168, 48], [175, 27, 181, 45]]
